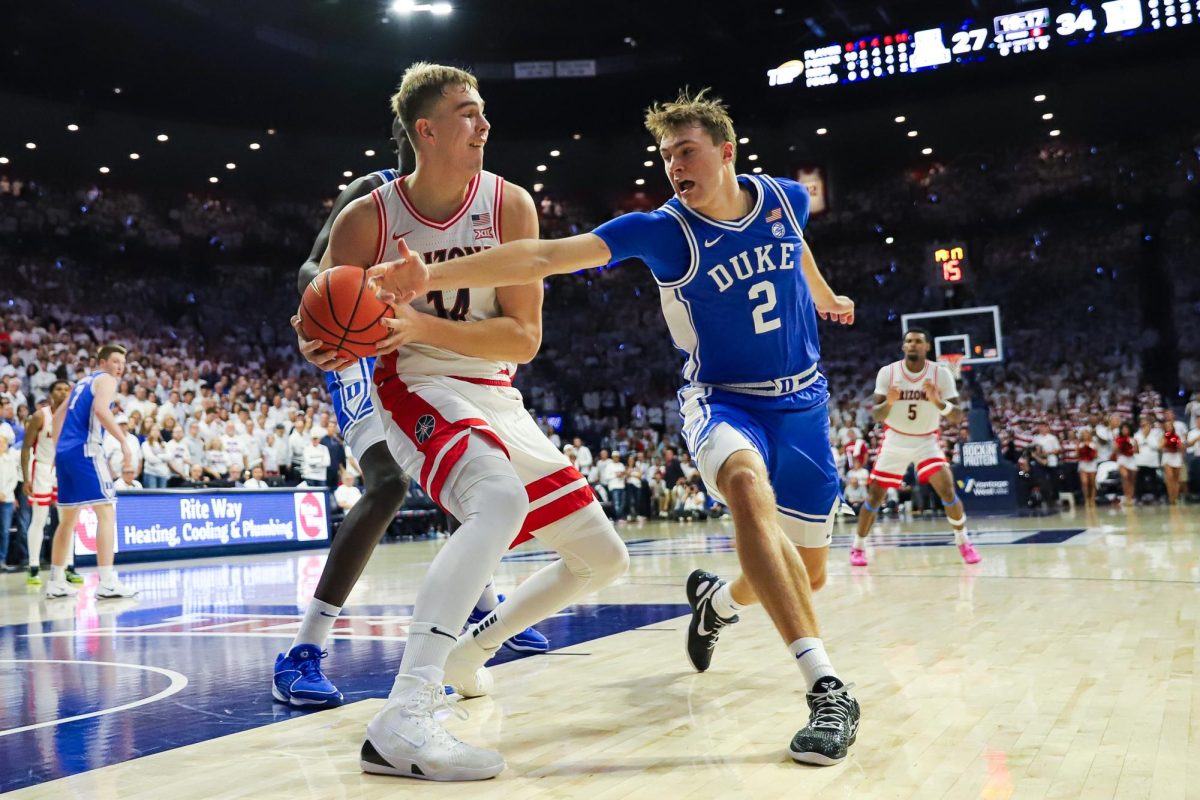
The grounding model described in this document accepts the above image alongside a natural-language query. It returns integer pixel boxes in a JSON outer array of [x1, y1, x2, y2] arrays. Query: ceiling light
[[113, 87, 122, 94], [209, 176, 219, 184], [156, 134, 169, 142], [226, 162, 237, 170], [748, 154, 759, 161], [98, 166, 110, 174], [643, 160, 653, 167], [365, 149, 375, 156], [550, 150, 560, 157], [0, 157, 8, 165], [1034, 94, 1046, 102], [392, 0, 416, 10], [267, 128, 276, 135], [816, 127, 828, 135], [635, 178, 645, 185], [646, 145, 656, 152], [533, 182, 544, 192], [572, 133, 582, 140], [24, 142, 36, 150], [249, 143, 261, 150], [536, 164, 547, 172], [343, 170, 353, 177], [907, 130, 919, 138], [431, 2, 452, 14], [921, 147, 933, 155], [894, 115, 906, 123], [338, 184, 348, 191], [66, 124, 79, 132], [885, 236, 895, 244], [738, 137, 750, 144], [129, 153, 140, 160], [752, 167, 763, 174], [1049, 129, 1061, 137], [1042, 113, 1054, 120]]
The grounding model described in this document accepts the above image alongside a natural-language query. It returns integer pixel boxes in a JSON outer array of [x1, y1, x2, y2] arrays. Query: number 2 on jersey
[[748, 281, 781, 334]]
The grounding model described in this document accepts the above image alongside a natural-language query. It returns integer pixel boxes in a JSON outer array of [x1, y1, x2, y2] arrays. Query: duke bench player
[[370, 88, 862, 766]]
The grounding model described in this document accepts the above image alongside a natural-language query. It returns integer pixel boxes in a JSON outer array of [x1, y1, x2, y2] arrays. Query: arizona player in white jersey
[[19, 379, 71, 586], [310, 63, 627, 782], [371, 89, 861, 766], [43, 344, 138, 599], [850, 328, 981, 566], [278, 117, 547, 713]]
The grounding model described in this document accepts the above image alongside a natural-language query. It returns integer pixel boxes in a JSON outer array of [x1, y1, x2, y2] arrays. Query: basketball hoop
[[938, 353, 964, 380]]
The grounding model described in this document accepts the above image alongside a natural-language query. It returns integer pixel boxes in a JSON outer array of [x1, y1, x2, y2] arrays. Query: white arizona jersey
[[874, 359, 958, 436], [32, 406, 55, 466], [369, 170, 512, 382]]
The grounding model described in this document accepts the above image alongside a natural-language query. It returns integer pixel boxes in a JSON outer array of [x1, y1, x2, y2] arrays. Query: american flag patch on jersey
[[471, 212, 491, 227], [765, 207, 782, 223]]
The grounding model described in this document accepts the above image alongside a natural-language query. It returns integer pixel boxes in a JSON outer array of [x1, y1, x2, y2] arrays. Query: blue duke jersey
[[58, 372, 106, 458], [594, 174, 821, 393], [594, 175, 840, 547], [322, 169, 396, 439]]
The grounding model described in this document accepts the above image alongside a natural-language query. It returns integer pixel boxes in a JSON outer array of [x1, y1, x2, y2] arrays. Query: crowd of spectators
[[1, 129, 1197, 564]]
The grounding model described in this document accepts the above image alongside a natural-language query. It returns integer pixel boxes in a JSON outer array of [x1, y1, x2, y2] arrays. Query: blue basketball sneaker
[[466, 594, 550, 653], [273, 644, 343, 708]]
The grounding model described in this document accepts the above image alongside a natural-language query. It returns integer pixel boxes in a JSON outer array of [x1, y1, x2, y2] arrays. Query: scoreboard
[[767, 0, 1195, 89], [931, 243, 971, 286]]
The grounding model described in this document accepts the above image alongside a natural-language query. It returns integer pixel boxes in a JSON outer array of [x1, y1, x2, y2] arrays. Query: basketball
[[298, 265, 393, 359]]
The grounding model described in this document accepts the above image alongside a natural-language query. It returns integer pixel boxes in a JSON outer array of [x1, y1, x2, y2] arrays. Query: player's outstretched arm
[[800, 241, 854, 325], [297, 175, 384, 297], [368, 232, 613, 304]]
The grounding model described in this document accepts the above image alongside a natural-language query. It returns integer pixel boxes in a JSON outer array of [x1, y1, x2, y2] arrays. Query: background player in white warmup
[[851, 329, 981, 566], [319, 63, 627, 782], [19, 380, 70, 586]]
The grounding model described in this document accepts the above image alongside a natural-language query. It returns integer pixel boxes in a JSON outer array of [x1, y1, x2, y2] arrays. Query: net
[[938, 353, 964, 380]]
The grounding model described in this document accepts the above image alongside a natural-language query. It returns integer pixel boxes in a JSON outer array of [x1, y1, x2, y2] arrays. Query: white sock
[[710, 582, 744, 620], [399, 622, 459, 679], [475, 579, 500, 613], [854, 535, 869, 551], [99, 566, 115, 584], [28, 504, 49, 569], [789, 637, 839, 688], [51, 565, 66, 583], [292, 598, 341, 649]]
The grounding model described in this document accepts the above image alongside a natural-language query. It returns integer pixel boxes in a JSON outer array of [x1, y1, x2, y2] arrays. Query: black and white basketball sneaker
[[789, 676, 860, 766], [684, 569, 738, 672]]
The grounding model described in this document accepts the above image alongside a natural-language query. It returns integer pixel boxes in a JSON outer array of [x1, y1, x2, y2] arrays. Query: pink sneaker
[[957, 541, 982, 564], [849, 548, 868, 567]]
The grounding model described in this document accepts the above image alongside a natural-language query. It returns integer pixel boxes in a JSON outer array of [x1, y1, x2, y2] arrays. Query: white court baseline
[[0, 659, 189, 737]]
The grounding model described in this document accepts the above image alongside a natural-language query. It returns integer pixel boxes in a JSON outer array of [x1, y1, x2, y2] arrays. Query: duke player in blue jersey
[[277, 117, 547, 712], [44, 344, 138, 600], [370, 89, 861, 765]]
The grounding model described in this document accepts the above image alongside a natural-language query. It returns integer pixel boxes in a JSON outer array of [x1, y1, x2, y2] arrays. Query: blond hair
[[644, 88, 737, 153], [389, 62, 479, 148]]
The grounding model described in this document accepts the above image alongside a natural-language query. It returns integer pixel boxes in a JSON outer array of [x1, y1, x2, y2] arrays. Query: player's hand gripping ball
[[298, 265, 395, 360]]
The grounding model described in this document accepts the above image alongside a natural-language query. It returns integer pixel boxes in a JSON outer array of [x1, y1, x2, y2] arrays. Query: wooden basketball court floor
[[2, 506, 1198, 799]]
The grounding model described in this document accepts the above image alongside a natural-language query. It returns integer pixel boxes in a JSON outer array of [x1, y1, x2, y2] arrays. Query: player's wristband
[[939, 401, 954, 416]]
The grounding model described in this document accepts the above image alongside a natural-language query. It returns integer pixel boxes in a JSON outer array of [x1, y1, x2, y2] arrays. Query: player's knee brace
[[538, 502, 629, 587]]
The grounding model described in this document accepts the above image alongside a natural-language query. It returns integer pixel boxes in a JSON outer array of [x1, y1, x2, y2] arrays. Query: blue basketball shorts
[[679, 384, 840, 548], [56, 449, 116, 508]]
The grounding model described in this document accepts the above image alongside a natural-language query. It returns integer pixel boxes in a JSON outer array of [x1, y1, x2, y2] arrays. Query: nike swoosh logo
[[704, 235, 724, 247], [319, 611, 338, 618], [430, 625, 458, 641], [695, 596, 715, 637], [392, 230, 414, 241], [796, 648, 815, 660]]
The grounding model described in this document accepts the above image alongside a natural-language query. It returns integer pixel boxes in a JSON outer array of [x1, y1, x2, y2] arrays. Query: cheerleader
[[1114, 423, 1138, 506], [1076, 429, 1099, 507], [1160, 410, 1186, 505]]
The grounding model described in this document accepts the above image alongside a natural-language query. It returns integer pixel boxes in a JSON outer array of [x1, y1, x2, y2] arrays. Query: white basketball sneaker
[[444, 635, 497, 699], [97, 578, 139, 599], [44, 580, 77, 599], [361, 673, 505, 781]]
